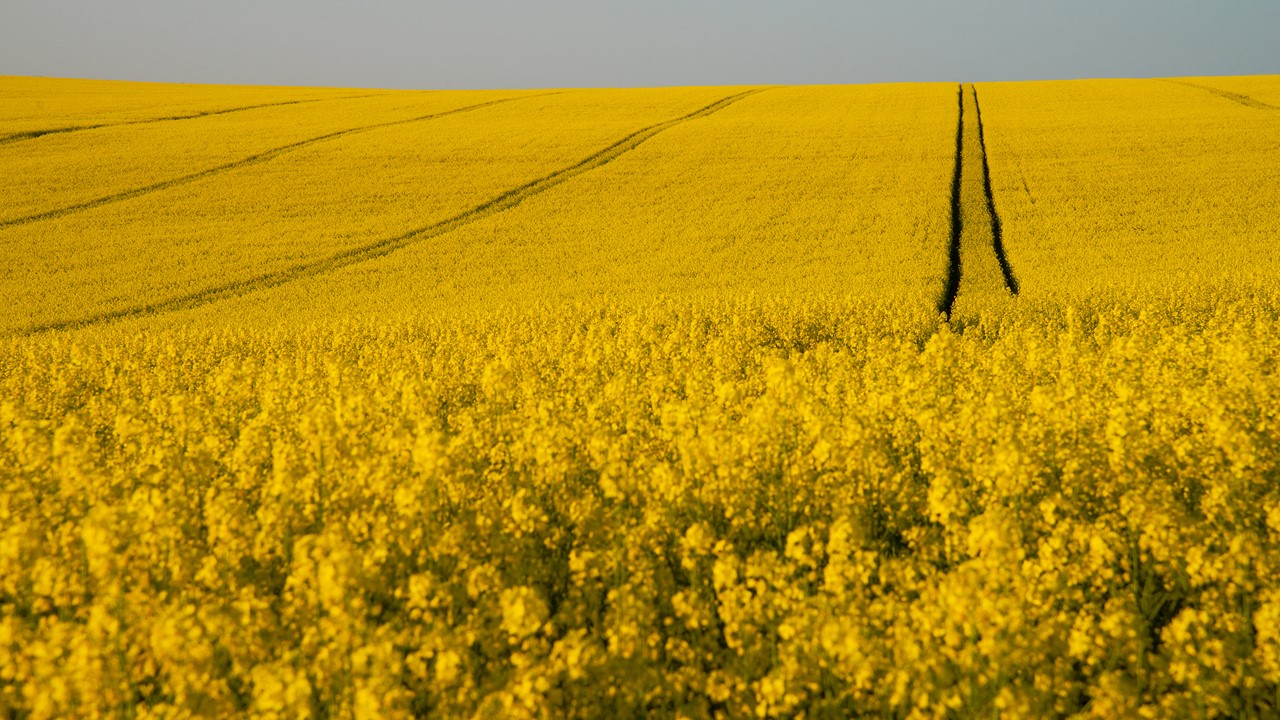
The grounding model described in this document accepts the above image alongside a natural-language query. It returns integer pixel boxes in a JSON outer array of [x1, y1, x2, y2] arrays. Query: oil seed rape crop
[[2, 75, 1280, 718]]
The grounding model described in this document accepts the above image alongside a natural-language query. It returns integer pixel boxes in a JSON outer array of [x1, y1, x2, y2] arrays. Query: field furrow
[[1168, 79, 1277, 110], [1178, 74, 1280, 106], [940, 84, 1019, 319], [973, 88, 1020, 296], [0, 93, 387, 146], [0, 90, 534, 221], [937, 86, 964, 316], [0, 88, 737, 333], [0, 95, 539, 229], [0, 76, 371, 137], [13, 89, 763, 335]]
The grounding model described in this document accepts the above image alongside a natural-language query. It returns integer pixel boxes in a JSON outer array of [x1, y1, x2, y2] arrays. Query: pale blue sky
[[1, 1, 1275, 89]]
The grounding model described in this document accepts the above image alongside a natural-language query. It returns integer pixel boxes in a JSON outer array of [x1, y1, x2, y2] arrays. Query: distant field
[[3, 75, 1280, 718]]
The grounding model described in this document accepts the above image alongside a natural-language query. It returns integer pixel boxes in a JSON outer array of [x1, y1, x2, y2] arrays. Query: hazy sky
[[1, 1, 1276, 89]]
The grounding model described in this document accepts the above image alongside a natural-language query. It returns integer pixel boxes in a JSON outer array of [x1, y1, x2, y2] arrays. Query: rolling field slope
[[3, 75, 1280, 718]]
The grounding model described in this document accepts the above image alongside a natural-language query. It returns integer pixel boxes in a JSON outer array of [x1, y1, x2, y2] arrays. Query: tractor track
[[973, 87, 1019, 296], [937, 85, 964, 318], [13, 88, 767, 337], [0, 94, 554, 230], [937, 83, 1019, 319], [1165, 79, 1277, 110], [0, 92, 391, 147]]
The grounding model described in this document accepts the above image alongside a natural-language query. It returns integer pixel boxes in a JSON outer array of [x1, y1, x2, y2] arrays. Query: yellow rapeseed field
[[2, 74, 1280, 718]]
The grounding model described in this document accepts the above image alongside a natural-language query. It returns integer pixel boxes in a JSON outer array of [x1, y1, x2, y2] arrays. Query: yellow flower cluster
[[4, 73, 1280, 717], [3, 293, 1280, 718]]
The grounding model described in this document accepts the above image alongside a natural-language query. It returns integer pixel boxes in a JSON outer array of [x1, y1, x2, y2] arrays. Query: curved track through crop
[[13, 88, 768, 336], [0, 93, 390, 147], [0, 94, 554, 230]]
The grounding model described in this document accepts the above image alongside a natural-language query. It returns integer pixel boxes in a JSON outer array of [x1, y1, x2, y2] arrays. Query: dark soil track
[[0, 93, 387, 147], [0, 95, 549, 230], [15, 89, 767, 336], [938, 83, 1019, 319]]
